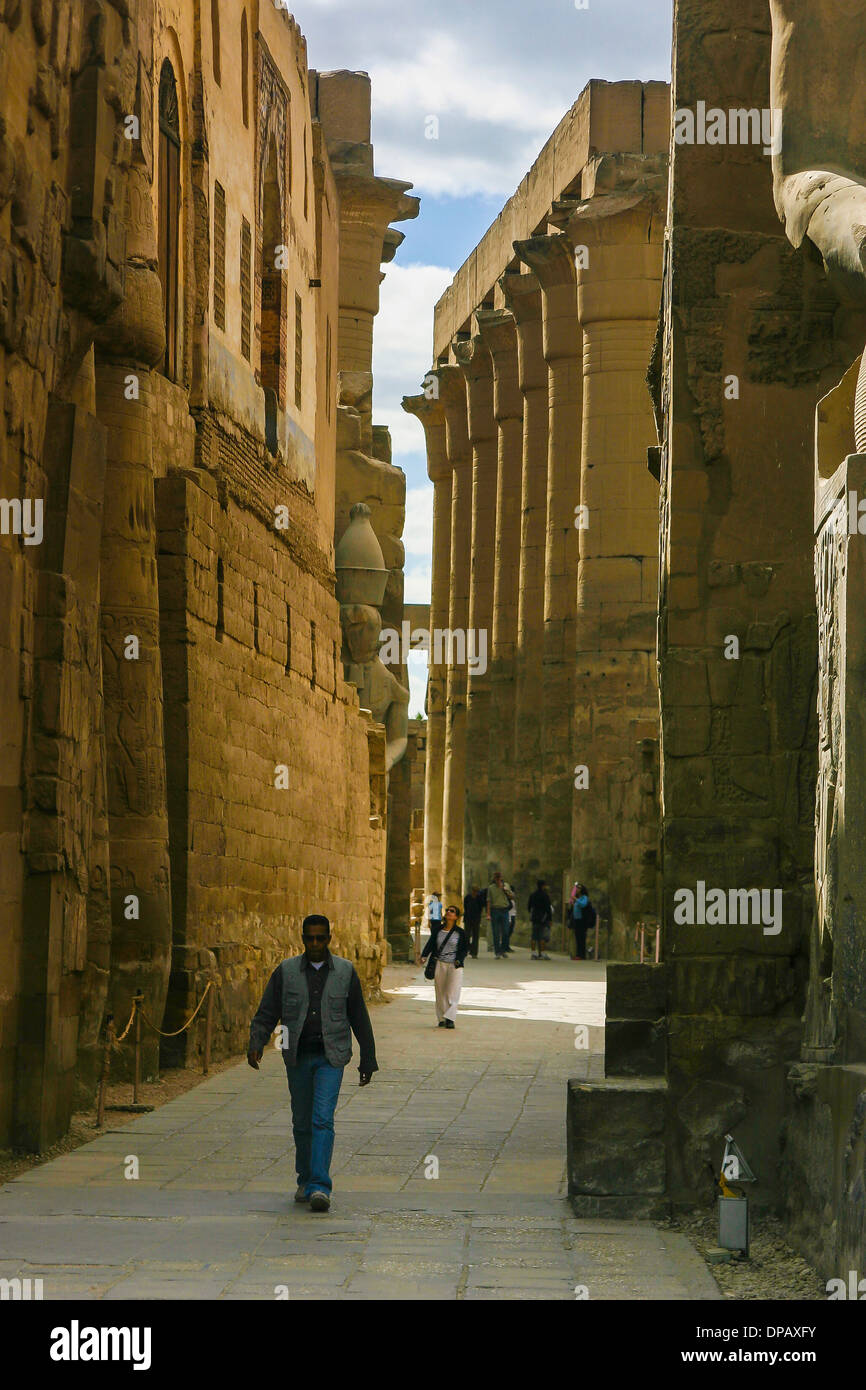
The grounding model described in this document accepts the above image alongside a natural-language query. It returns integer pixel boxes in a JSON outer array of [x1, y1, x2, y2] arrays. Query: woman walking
[[421, 904, 468, 1029]]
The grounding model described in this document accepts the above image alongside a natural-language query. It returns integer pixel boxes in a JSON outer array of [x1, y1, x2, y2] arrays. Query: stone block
[[567, 1077, 668, 1198], [605, 1018, 666, 1076], [664, 654, 709, 706], [605, 962, 669, 1019], [663, 705, 711, 756]]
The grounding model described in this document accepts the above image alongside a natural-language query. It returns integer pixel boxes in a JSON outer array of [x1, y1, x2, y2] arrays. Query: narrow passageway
[[0, 948, 719, 1300]]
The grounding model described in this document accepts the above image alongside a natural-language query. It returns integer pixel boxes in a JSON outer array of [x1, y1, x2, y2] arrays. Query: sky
[[292, 0, 674, 712]]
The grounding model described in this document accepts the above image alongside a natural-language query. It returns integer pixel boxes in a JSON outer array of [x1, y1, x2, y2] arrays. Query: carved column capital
[[436, 364, 471, 465], [513, 232, 577, 290], [513, 234, 579, 363], [454, 335, 496, 446], [476, 309, 521, 423], [500, 270, 545, 394], [402, 392, 449, 482]]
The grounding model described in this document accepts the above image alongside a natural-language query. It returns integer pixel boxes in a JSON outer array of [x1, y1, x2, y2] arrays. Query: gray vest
[[278, 954, 354, 1067]]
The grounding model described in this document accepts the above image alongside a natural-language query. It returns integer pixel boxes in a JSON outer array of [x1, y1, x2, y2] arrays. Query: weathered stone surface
[[567, 1077, 668, 1198], [1, 6, 416, 1144], [605, 1019, 666, 1077], [605, 963, 669, 1020]]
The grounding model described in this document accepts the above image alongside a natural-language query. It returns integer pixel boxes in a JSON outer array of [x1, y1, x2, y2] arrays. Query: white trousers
[[434, 960, 462, 1022]]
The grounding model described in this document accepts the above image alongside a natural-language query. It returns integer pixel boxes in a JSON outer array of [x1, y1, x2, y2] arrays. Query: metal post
[[133, 995, 142, 1104], [203, 983, 213, 1076], [97, 1015, 114, 1128]]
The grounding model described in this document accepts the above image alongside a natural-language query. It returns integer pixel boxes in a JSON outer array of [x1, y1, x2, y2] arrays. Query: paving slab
[[0, 951, 721, 1300]]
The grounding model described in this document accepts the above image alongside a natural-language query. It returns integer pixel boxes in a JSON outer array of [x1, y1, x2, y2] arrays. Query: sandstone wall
[[656, 0, 856, 1206], [156, 464, 387, 1062], [0, 0, 409, 1148]]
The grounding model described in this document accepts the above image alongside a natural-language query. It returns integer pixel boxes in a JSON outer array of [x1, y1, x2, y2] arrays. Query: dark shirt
[[297, 958, 329, 1050], [527, 889, 553, 924], [463, 891, 486, 926], [254, 951, 378, 1074]]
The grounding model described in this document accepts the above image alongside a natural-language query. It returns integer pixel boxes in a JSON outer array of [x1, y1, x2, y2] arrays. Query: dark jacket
[[421, 923, 469, 969]]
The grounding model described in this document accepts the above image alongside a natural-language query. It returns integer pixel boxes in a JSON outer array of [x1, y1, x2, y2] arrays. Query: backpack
[[584, 901, 597, 931]]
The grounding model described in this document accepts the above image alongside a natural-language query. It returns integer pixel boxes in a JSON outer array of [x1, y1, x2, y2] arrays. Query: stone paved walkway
[[0, 947, 720, 1300]]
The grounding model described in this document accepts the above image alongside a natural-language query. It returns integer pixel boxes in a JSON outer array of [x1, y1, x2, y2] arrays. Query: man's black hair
[[537, 879, 547, 889], [302, 914, 331, 934]]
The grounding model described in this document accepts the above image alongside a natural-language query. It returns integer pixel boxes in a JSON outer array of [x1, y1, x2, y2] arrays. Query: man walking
[[486, 871, 514, 959], [462, 884, 486, 958], [247, 915, 377, 1213], [527, 880, 553, 960], [428, 891, 443, 928]]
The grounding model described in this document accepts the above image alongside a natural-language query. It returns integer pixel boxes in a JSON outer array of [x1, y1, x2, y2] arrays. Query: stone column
[[438, 365, 472, 902], [500, 270, 548, 906], [454, 334, 497, 893], [514, 235, 582, 911], [401, 392, 449, 898], [94, 158, 173, 1082], [476, 309, 522, 882], [569, 198, 665, 956]]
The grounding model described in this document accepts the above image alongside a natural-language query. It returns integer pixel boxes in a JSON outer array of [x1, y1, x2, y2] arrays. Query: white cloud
[[402, 486, 433, 558], [373, 262, 454, 455], [296, 0, 673, 200]]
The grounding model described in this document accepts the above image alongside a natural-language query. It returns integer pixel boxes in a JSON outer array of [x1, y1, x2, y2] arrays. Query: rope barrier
[[139, 980, 213, 1037], [95, 981, 216, 1125], [112, 1003, 138, 1045]]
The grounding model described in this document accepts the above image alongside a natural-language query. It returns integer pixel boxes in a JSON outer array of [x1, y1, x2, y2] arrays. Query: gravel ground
[[659, 1210, 827, 1300]]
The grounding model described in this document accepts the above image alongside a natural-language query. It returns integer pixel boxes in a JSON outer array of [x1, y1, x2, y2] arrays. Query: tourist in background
[[487, 871, 514, 959], [528, 880, 553, 960], [463, 884, 486, 958], [506, 893, 517, 952], [421, 904, 468, 1029], [569, 883, 596, 960], [428, 891, 443, 928]]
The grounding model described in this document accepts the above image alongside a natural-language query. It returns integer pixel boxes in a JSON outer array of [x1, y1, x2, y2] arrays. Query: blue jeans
[[284, 1048, 344, 1196], [491, 907, 510, 955]]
